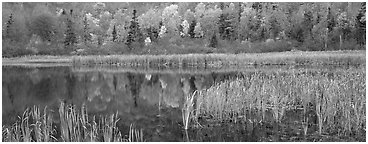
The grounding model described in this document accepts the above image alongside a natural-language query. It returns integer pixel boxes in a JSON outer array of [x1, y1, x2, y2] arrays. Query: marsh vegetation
[[192, 68, 365, 141], [2, 102, 144, 142], [2, 64, 365, 142]]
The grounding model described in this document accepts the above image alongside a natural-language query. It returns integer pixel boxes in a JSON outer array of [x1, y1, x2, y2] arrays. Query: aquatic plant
[[31, 106, 55, 142], [182, 90, 196, 130], [126, 124, 144, 142], [71, 51, 365, 68], [2, 102, 144, 142], [194, 68, 365, 137]]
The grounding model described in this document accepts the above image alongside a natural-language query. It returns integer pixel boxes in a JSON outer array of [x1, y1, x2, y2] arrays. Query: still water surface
[[2, 65, 363, 141]]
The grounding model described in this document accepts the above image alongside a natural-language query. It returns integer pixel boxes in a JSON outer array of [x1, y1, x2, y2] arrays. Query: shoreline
[[2, 50, 366, 67]]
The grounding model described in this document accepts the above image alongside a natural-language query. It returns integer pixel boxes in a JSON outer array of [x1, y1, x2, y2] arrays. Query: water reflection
[[3, 66, 244, 141], [2, 65, 364, 141]]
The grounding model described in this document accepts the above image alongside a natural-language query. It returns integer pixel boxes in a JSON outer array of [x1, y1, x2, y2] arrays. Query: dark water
[[2, 65, 364, 142]]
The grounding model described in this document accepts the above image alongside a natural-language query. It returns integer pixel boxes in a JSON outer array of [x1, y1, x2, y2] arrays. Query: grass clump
[[71, 51, 365, 69], [2, 101, 144, 142], [194, 69, 365, 138], [2, 107, 55, 142]]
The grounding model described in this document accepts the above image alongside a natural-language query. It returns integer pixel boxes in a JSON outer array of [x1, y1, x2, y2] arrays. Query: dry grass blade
[[182, 90, 196, 130], [128, 124, 144, 142]]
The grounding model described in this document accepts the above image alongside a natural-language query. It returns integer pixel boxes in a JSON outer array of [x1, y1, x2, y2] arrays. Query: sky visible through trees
[[2, 2, 366, 57]]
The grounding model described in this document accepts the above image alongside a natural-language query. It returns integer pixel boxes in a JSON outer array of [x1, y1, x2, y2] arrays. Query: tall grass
[[182, 91, 197, 130], [194, 68, 365, 136], [72, 51, 365, 68], [126, 124, 144, 142], [4, 51, 365, 68], [2, 107, 54, 142], [2, 102, 144, 142]]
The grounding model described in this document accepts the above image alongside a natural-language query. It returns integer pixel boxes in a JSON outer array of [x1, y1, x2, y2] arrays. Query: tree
[[288, 6, 304, 42], [112, 25, 117, 42], [64, 18, 77, 49], [137, 8, 161, 41], [194, 22, 203, 38], [161, 4, 181, 37], [126, 9, 142, 49], [181, 20, 190, 37], [355, 2, 366, 47], [30, 13, 56, 42], [194, 2, 206, 21], [208, 30, 218, 48], [222, 3, 238, 41], [336, 11, 351, 48], [218, 2, 226, 39], [302, 7, 314, 41], [114, 9, 131, 43], [310, 3, 330, 50], [5, 13, 14, 38], [184, 9, 195, 23], [240, 3, 258, 41], [100, 11, 112, 44], [200, 5, 222, 43], [82, 15, 92, 44], [184, 9, 196, 38]]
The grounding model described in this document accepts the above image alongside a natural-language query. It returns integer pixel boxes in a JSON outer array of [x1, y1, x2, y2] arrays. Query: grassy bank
[[2, 55, 72, 64], [2, 102, 144, 142], [72, 50, 365, 68], [192, 68, 365, 139], [3, 50, 365, 68]]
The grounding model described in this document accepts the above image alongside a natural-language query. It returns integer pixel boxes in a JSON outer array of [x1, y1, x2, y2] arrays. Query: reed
[[194, 68, 365, 136], [126, 124, 144, 142], [101, 112, 122, 142], [2, 102, 144, 142], [182, 91, 197, 130], [31, 106, 55, 142], [71, 51, 365, 68]]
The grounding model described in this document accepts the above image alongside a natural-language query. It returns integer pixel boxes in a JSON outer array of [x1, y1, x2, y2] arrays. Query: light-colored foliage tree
[[181, 20, 190, 36], [200, 6, 222, 39], [194, 2, 206, 21], [194, 22, 203, 38], [240, 3, 258, 41], [161, 4, 181, 37], [138, 8, 162, 40]]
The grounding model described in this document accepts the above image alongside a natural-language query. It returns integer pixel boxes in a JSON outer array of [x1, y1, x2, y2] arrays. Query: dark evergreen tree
[[327, 7, 336, 33], [5, 13, 14, 38], [188, 20, 196, 38], [82, 15, 91, 44], [126, 9, 138, 49], [218, 2, 226, 39], [112, 25, 117, 42], [64, 18, 77, 49]]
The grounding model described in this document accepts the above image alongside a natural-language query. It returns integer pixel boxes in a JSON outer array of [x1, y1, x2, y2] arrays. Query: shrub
[[2, 40, 35, 57]]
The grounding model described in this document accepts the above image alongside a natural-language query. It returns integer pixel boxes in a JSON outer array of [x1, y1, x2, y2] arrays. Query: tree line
[[2, 2, 366, 57]]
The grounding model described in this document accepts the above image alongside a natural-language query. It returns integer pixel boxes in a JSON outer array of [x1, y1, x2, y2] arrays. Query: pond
[[2, 65, 365, 142]]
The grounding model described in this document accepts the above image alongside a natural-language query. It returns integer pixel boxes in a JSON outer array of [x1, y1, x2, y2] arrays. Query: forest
[[2, 2, 366, 57]]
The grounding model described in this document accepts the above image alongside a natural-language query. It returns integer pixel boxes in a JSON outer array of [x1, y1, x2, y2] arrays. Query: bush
[[100, 41, 129, 55], [2, 40, 34, 57], [300, 38, 324, 51], [331, 39, 363, 50], [36, 43, 70, 55]]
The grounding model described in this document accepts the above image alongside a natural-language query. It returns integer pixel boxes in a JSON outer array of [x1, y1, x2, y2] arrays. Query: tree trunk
[[325, 28, 328, 50], [339, 34, 342, 50]]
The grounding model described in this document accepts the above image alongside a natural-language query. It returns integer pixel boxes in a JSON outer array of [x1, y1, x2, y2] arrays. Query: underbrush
[[3, 37, 365, 57]]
